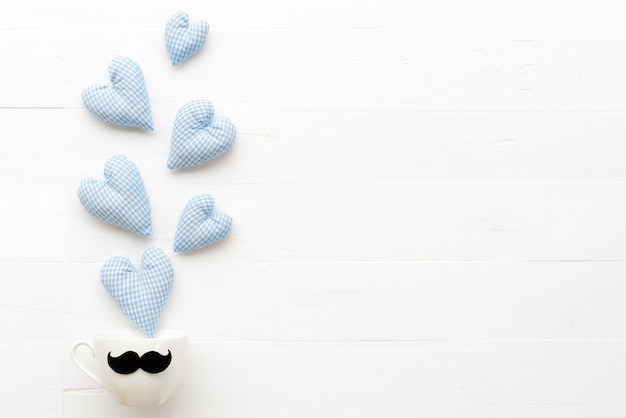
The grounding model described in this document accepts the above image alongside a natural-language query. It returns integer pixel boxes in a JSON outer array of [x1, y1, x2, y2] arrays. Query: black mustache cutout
[[107, 350, 172, 374]]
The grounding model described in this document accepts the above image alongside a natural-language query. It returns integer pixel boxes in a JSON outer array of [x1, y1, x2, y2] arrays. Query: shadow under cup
[[71, 329, 188, 407]]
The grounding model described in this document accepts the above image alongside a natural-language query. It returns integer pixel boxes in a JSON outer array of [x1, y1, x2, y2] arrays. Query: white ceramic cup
[[71, 329, 188, 406]]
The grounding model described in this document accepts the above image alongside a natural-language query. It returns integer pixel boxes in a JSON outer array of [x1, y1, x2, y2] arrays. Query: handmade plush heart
[[165, 11, 209, 66], [167, 100, 236, 169], [78, 154, 152, 236], [82, 56, 154, 130], [174, 194, 232, 252], [101, 247, 174, 338]]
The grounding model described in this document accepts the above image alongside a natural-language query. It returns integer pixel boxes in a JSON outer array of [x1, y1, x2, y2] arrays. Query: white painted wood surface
[[1, 0, 626, 416]]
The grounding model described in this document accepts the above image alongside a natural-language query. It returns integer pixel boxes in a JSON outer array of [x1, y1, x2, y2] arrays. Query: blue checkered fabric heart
[[167, 100, 236, 169], [82, 56, 154, 130], [78, 154, 152, 236], [101, 247, 174, 338], [165, 11, 209, 67], [174, 194, 232, 252]]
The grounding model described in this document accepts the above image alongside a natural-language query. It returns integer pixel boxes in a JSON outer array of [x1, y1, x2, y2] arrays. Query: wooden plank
[[5, 261, 626, 343], [2, 0, 626, 29], [165, 261, 626, 341], [0, 31, 64, 107], [61, 28, 626, 106], [0, 344, 62, 417], [489, 183, 626, 261], [62, 340, 626, 417], [488, 341, 626, 417], [0, 106, 278, 184], [1, 178, 624, 264], [7, 182, 623, 264], [63, 341, 488, 418], [278, 109, 626, 183]]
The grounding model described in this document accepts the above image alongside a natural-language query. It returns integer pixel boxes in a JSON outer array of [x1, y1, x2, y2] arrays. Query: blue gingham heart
[[174, 194, 233, 252], [78, 154, 152, 236], [165, 11, 209, 67], [167, 100, 236, 170], [82, 56, 154, 130], [101, 247, 174, 338]]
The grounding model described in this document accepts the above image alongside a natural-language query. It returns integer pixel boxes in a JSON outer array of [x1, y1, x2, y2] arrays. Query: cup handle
[[71, 341, 102, 386]]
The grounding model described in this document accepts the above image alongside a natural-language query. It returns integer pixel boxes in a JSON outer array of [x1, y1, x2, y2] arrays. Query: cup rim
[[94, 328, 188, 341]]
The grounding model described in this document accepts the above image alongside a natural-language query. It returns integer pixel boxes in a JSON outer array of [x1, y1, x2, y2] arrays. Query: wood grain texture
[[0, 0, 624, 416]]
